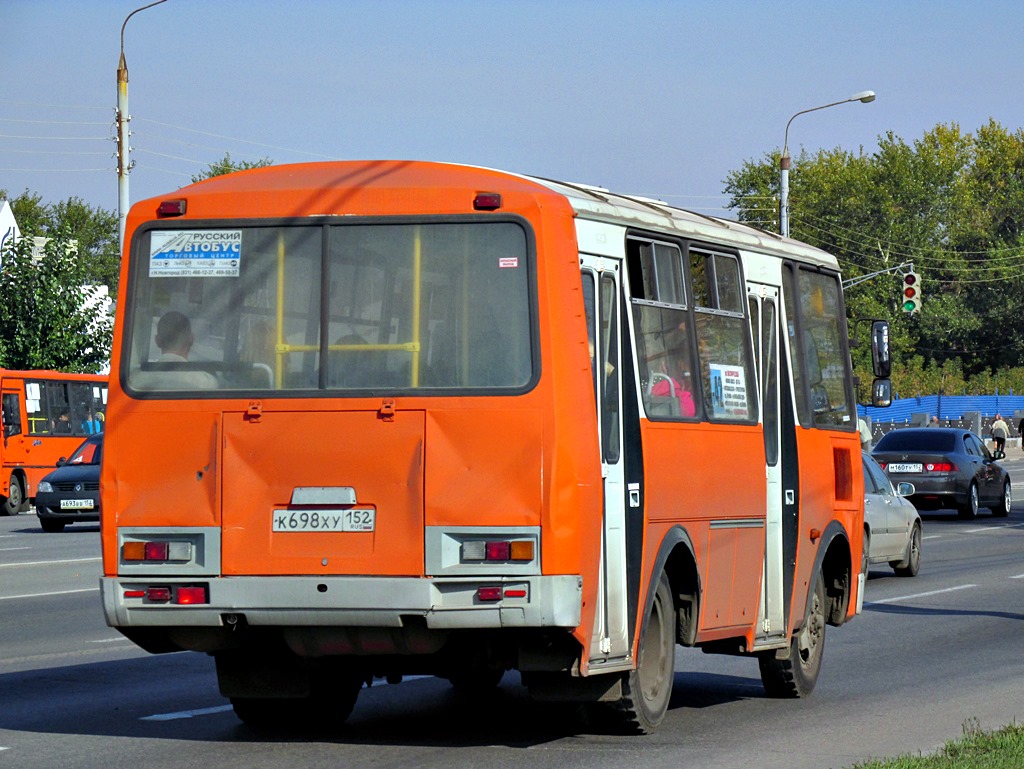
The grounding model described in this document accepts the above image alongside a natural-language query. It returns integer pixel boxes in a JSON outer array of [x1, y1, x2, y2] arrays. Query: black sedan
[[34, 432, 102, 533], [872, 427, 1010, 519]]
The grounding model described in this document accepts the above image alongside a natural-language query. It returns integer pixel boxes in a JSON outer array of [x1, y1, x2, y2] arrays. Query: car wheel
[[40, 517, 66, 533], [2, 475, 24, 516], [601, 571, 676, 734], [994, 479, 1011, 518], [958, 482, 979, 519], [892, 522, 921, 577], [759, 572, 826, 698]]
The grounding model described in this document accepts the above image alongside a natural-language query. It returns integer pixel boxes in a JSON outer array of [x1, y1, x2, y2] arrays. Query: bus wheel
[[231, 673, 362, 733], [759, 572, 826, 698], [607, 571, 676, 734], [446, 665, 505, 693], [2, 476, 24, 516]]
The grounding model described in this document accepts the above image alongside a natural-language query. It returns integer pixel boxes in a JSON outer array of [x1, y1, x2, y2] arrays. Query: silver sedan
[[862, 452, 922, 577]]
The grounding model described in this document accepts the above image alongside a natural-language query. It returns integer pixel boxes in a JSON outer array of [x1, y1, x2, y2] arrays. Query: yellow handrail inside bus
[[275, 231, 286, 389], [411, 226, 422, 387]]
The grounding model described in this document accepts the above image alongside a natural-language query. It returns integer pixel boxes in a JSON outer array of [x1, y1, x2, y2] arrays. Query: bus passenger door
[[749, 285, 787, 643], [580, 256, 631, 664]]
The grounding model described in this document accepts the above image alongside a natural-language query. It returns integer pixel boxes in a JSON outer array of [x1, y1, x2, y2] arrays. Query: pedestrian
[[858, 417, 872, 450], [928, 416, 940, 427], [991, 413, 1008, 460]]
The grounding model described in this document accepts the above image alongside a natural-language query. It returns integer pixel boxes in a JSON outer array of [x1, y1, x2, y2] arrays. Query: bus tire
[[2, 475, 24, 516], [606, 571, 676, 734], [230, 671, 362, 733], [759, 572, 826, 698], [446, 665, 505, 693]]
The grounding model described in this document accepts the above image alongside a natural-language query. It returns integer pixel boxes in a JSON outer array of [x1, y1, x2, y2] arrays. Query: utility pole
[[116, 0, 168, 249]]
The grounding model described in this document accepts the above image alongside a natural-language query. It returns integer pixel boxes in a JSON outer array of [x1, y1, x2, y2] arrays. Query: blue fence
[[859, 394, 1024, 428]]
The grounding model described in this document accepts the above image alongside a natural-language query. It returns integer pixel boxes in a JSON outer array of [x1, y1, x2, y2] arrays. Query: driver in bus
[[133, 311, 219, 391]]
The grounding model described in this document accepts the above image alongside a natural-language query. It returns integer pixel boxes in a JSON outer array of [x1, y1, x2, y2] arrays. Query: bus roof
[[524, 175, 839, 270], [139, 160, 839, 270]]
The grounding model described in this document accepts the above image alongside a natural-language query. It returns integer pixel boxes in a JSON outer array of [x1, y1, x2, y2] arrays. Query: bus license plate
[[60, 499, 94, 510], [887, 463, 922, 473], [272, 508, 375, 532]]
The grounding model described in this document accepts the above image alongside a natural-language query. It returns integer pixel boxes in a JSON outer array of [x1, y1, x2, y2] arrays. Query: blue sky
[[3, 0, 1024, 222]]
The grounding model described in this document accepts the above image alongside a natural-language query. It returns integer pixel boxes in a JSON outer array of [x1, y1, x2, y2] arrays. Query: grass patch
[[849, 720, 1024, 769]]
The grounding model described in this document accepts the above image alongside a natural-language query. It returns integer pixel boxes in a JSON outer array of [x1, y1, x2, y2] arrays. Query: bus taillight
[[122, 540, 193, 562], [156, 199, 187, 217], [462, 539, 535, 562]]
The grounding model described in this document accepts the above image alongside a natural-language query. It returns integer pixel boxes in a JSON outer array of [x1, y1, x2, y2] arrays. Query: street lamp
[[117, 0, 168, 248], [779, 90, 876, 237]]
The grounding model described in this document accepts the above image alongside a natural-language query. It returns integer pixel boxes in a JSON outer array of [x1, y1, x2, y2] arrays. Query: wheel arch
[[647, 525, 701, 647], [810, 520, 853, 628]]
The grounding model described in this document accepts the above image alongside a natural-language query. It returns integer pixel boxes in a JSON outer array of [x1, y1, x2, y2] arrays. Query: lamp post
[[779, 90, 876, 237], [117, 0, 168, 248]]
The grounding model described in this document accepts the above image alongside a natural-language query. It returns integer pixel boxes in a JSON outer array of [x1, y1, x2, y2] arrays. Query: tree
[[0, 226, 112, 373], [723, 120, 1024, 397], [191, 152, 273, 183], [3, 191, 120, 292]]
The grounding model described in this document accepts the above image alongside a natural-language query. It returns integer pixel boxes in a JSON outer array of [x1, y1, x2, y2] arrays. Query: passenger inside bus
[[52, 410, 72, 434], [133, 311, 219, 391]]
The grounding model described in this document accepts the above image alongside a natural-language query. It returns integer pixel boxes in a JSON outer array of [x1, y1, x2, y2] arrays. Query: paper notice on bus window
[[149, 230, 242, 278], [26, 383, 40, 401], [709, 363, 749, 419]]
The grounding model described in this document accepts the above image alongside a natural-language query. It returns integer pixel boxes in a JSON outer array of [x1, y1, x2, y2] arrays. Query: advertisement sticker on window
[[149, 230, 242, 278], [709, 363, 749, 419]]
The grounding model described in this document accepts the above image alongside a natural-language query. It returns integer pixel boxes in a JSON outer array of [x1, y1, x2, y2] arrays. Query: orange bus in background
[[0, 370, 107, 516], [100, 160, 890, 734]]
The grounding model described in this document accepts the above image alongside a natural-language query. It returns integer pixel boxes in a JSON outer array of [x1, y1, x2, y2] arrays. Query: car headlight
[[37, 481, 53, 493]]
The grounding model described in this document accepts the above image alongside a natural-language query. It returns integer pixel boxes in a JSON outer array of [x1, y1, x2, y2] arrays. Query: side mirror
[[871, 320, 891, 378], [56, 456, 67, 467], [871, 378, 892, 408], [897, 481, 915, 497]]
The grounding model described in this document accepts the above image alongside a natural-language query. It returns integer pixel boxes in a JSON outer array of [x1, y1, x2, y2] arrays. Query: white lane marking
[[866, 584, 976, 605], [0, 546, 31, 551], [0, 557, 101, 568], [0, 587, 99, 601], [141, 705, 234, 721], [89, 637, 134, 644], [1010, 574, 1024, 580]]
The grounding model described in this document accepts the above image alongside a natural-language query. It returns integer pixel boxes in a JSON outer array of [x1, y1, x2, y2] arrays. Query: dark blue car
[[35, 432, 102, 533]]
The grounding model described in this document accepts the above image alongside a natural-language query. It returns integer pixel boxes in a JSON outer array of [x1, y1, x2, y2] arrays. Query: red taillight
[[176, 586, 208, 605], [485, 541, 511, 561], [124, 589, 146, 599], [877, 462, 887, 470], [156, 199, 187, 217], [473, 192, 502, 211], [477, 587, 502, 602], [144, 541, 169, 561], [146, 587, 172, 602], [926, 462, 955, 472]]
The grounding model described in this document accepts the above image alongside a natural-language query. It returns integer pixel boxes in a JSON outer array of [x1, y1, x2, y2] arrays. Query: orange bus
[[0, 369, 107, 516], [100, 160, 890, 733]]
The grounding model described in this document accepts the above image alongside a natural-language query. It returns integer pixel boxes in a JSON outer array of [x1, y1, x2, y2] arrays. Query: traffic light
[[901, 271, 922, 313]]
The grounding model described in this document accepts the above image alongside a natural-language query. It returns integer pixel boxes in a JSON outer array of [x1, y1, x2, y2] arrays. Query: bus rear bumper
[[101, 574, 583, 632]]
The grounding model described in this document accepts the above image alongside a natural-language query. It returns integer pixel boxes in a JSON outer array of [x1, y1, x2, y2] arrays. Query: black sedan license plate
[[60, 499, 95, 510], [272, 508, 375, 532]]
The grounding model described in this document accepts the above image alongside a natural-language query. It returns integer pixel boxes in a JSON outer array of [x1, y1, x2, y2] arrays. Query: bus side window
[[2, 393, 20, 438]]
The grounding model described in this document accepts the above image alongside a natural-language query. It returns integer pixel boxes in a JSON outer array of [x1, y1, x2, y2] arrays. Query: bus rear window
[[125, 221, 535, 395]]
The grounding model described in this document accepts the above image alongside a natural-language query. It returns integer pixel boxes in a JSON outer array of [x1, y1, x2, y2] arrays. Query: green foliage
[[725, 120, 1024, 395], [849, 720, 1024, 768], [191, 152, 273, 183], [0, 226, 113, 373], [4, 191, 120, 291]]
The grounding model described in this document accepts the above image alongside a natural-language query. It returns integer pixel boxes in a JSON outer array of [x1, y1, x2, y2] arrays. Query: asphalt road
[[3, 456, 1024, 769]]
